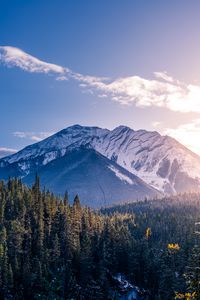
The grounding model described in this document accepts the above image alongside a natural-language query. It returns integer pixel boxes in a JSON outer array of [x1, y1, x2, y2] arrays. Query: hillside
[[1, 125, 200, 199], [0, 179, 200, 299]]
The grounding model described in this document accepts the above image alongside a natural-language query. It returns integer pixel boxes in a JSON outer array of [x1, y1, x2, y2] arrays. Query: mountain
[[1, 124, 200, 200], [94, 126, 200, 194], [22, 147, 158, 207]]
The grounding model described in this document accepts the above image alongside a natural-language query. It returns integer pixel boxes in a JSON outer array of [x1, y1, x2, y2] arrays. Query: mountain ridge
[[22, 147, 159, 207], [1, 124, 200, 197]]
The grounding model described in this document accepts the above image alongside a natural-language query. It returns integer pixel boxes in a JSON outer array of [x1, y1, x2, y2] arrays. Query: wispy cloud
[[154, 71, 175, 83], [13, 131, 55, 142], [164, 119, 200, 155], [1, 46, 200, 114], [0, 46, 106, 83], [56, 76, 68, 81], [0, 46, 66, 74], [0, 147, 17, 158], [152, 121, 162, 128], [88, 75, 200, 114]]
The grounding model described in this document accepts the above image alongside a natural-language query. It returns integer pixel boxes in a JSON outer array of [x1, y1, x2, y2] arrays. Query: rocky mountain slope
[[23, 147, 159, 207], [1, 124, 200, 199]]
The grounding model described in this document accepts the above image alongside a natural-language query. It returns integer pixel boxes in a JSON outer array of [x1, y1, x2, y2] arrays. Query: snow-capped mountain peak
[[2, 125, 109, 165], [1, 124, 200, 195]]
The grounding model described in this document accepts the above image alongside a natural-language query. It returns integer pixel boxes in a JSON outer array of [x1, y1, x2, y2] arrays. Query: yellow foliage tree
[[175, 291, 197, 299], [168, 243, 180, 251], [145, 227, 151, 239]]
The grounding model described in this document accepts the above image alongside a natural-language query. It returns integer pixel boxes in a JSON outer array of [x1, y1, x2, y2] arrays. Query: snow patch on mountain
[[1, 124, 200, 194], [3, 125, 109, 165], [43, 151, 58, 165], [94, 126, 200, 193], [108, 165, 134, 185]]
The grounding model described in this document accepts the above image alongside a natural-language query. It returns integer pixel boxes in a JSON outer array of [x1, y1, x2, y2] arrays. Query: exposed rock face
[[1, 124, 200, 199]]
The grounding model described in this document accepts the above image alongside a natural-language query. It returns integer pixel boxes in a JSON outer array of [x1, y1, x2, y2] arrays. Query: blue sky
[[1, 0, 200, 154]]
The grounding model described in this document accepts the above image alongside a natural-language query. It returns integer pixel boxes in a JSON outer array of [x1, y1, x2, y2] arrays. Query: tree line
[[0, 177, 200, 299]]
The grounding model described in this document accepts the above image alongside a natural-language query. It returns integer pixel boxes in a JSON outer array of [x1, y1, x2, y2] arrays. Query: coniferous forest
[[0, 177, 200, 300]]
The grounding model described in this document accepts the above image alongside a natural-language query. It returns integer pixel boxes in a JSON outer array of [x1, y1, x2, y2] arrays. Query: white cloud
[[164, 119, 200, 155], [13, 131, 54, 141], [0, 147, 17, 152], [88, 75, 200, 113], [2, 46, 200, 114], [154, 71, 175, 83], [0, 147, 17, 158], [56, 76, 68, 81], [13, 131, 27, 138], [0, 46, 105, 84], [0, 46, 66, 74], [152, 121, 162, 128]]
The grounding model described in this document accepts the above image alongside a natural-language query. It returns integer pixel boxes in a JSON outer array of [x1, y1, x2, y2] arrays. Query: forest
[[0, 177, 200, 299]]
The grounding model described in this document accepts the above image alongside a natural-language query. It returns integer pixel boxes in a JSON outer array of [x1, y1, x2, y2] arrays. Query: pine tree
[[184, 245, 200, 298]]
